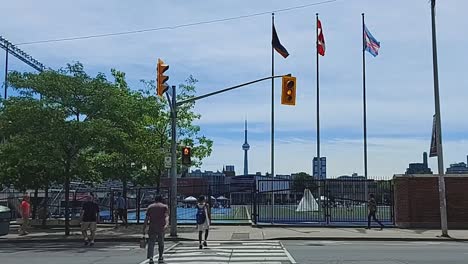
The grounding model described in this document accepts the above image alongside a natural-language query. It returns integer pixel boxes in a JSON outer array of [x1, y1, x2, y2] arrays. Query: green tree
[[133, 75, 213, 187], [4, 63, 127, 234], [1, 63, 214, 235], [292, 172, 318, 192]]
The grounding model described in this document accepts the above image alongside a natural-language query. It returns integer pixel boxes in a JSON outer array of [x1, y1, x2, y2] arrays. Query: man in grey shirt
[[143, 195, 169, 264]]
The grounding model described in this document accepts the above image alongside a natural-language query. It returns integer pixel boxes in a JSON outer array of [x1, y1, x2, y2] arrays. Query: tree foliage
[[292, 172, 318, 192], [0, 62, 213, 191]]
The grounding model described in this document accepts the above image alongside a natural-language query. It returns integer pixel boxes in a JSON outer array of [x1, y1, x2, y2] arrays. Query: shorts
[[81, 222, 97, 232], [196, 221, 210, 232]]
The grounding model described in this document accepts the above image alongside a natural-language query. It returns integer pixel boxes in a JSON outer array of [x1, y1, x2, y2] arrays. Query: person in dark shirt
[[143, 195, 169, 264], [366, 193, 384, 230], [80, 194, 100, 246]]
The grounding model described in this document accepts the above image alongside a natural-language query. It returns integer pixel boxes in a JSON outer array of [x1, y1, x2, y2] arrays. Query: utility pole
[[430, 0, 449, 237]]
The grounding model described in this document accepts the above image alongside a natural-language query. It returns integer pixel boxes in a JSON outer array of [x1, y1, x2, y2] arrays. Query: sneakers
[[203, 241, 207, 247], [90, 241, 95, 246], [158, 257, 164, 263], [84, 240, 89, 246], [199, 244, 203, 249], [148, 259, 154, 264]]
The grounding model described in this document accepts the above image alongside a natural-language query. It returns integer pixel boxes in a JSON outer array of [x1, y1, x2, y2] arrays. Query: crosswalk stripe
[[159, 240, 295, 263]]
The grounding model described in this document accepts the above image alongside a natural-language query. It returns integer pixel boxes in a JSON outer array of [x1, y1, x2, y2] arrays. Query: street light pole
[[430, 0, 449, 237]]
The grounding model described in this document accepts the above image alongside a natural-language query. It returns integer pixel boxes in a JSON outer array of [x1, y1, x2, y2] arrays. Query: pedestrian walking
[[80, 193, 100, 246], [143, 195, 169, 264], [366, 193, 384, 230], [18, 195, 31, 236], [196, 195, 210, 249], [114, 192, 127, 228]]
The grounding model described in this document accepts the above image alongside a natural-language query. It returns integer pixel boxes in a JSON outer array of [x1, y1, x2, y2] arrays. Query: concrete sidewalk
[[1, 224, 468, 243]]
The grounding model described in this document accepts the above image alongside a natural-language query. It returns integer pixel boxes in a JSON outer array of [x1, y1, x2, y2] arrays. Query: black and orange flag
[[272, 24, 289, 58]]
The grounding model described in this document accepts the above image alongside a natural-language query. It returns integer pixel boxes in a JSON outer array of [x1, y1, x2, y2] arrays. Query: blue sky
[[1, 0, 467, 178]]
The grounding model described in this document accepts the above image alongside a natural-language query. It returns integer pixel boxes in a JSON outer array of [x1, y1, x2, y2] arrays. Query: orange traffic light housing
[[182, 146, 192, 166], [281, 76, 296, 105], [157, 58, 169, 96]]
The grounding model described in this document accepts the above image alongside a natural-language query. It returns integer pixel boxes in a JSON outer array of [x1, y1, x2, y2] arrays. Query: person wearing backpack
[[196, 195, 210, 249]]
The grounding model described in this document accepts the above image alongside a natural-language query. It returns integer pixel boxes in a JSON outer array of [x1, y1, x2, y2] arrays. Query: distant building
[[313, 157, 327, 179], [223, 165, 236, 177], [336, 172, 366, 180], [405, 152, 433, 175], [187, 169, 227, 196], [446, 155, 468, 174]]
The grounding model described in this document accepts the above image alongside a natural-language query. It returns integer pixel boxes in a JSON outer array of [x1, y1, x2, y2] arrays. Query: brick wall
[[394, 174, 468, 228]]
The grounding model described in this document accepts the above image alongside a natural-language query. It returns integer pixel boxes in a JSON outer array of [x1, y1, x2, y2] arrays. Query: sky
[[1, 0, 468, 179]]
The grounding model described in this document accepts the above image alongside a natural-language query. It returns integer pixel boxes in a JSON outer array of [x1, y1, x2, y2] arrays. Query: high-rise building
[[313, 157, 327, 179], [405, 152, 433, 174], [242, 120, 250, 176]]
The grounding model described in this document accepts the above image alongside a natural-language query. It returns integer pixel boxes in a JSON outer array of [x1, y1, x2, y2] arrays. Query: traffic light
[[281, 75, 296, 105], [181, 146, 192, 166], [157, 58, 169, 96]]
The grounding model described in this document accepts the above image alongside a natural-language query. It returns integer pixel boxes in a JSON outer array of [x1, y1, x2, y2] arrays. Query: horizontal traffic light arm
[[176, 74, 290, 107]]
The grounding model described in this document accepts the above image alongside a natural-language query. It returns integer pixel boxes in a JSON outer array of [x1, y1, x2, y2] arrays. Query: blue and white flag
[[364, 26, 380, 57]]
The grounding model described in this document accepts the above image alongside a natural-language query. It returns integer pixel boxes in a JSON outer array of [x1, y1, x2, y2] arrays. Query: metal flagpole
[[316, 13, 321, 180], [362, 13, 369, 201], [430, 0, 448, 237], [271, 13, 275, 180], [271, 13, 275, 221]]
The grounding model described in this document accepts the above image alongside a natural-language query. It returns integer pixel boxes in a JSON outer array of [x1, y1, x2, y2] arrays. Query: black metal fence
[[1, 178, 394, 227], [254, 178, 394, 226]]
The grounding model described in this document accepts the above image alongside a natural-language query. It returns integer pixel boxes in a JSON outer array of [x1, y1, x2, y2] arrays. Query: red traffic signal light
[[157, 58, 169, 96], [182, 146, 191, 166], [281, 76, 296, 105]]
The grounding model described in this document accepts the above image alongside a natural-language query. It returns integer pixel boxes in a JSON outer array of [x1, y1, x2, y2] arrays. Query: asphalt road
[[0, 241, 174, 264], [1, 240, 467, 263], [282, 240, 468, 264]]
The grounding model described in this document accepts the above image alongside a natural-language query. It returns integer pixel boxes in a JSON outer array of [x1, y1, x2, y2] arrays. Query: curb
[[1, 236, 467, 244], [270, 236, 468, 242]]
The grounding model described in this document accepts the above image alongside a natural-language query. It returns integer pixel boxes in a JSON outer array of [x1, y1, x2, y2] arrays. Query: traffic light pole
[[176, 75, 287, 106], [169, 85, 178, 237], [167, 74, 289, 236]]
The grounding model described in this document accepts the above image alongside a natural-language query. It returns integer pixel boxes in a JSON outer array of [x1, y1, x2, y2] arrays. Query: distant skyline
[[2, 0, 468, 178]]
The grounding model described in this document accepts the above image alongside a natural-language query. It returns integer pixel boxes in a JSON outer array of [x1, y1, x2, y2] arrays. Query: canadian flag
[[317, 19, 325, 56]]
